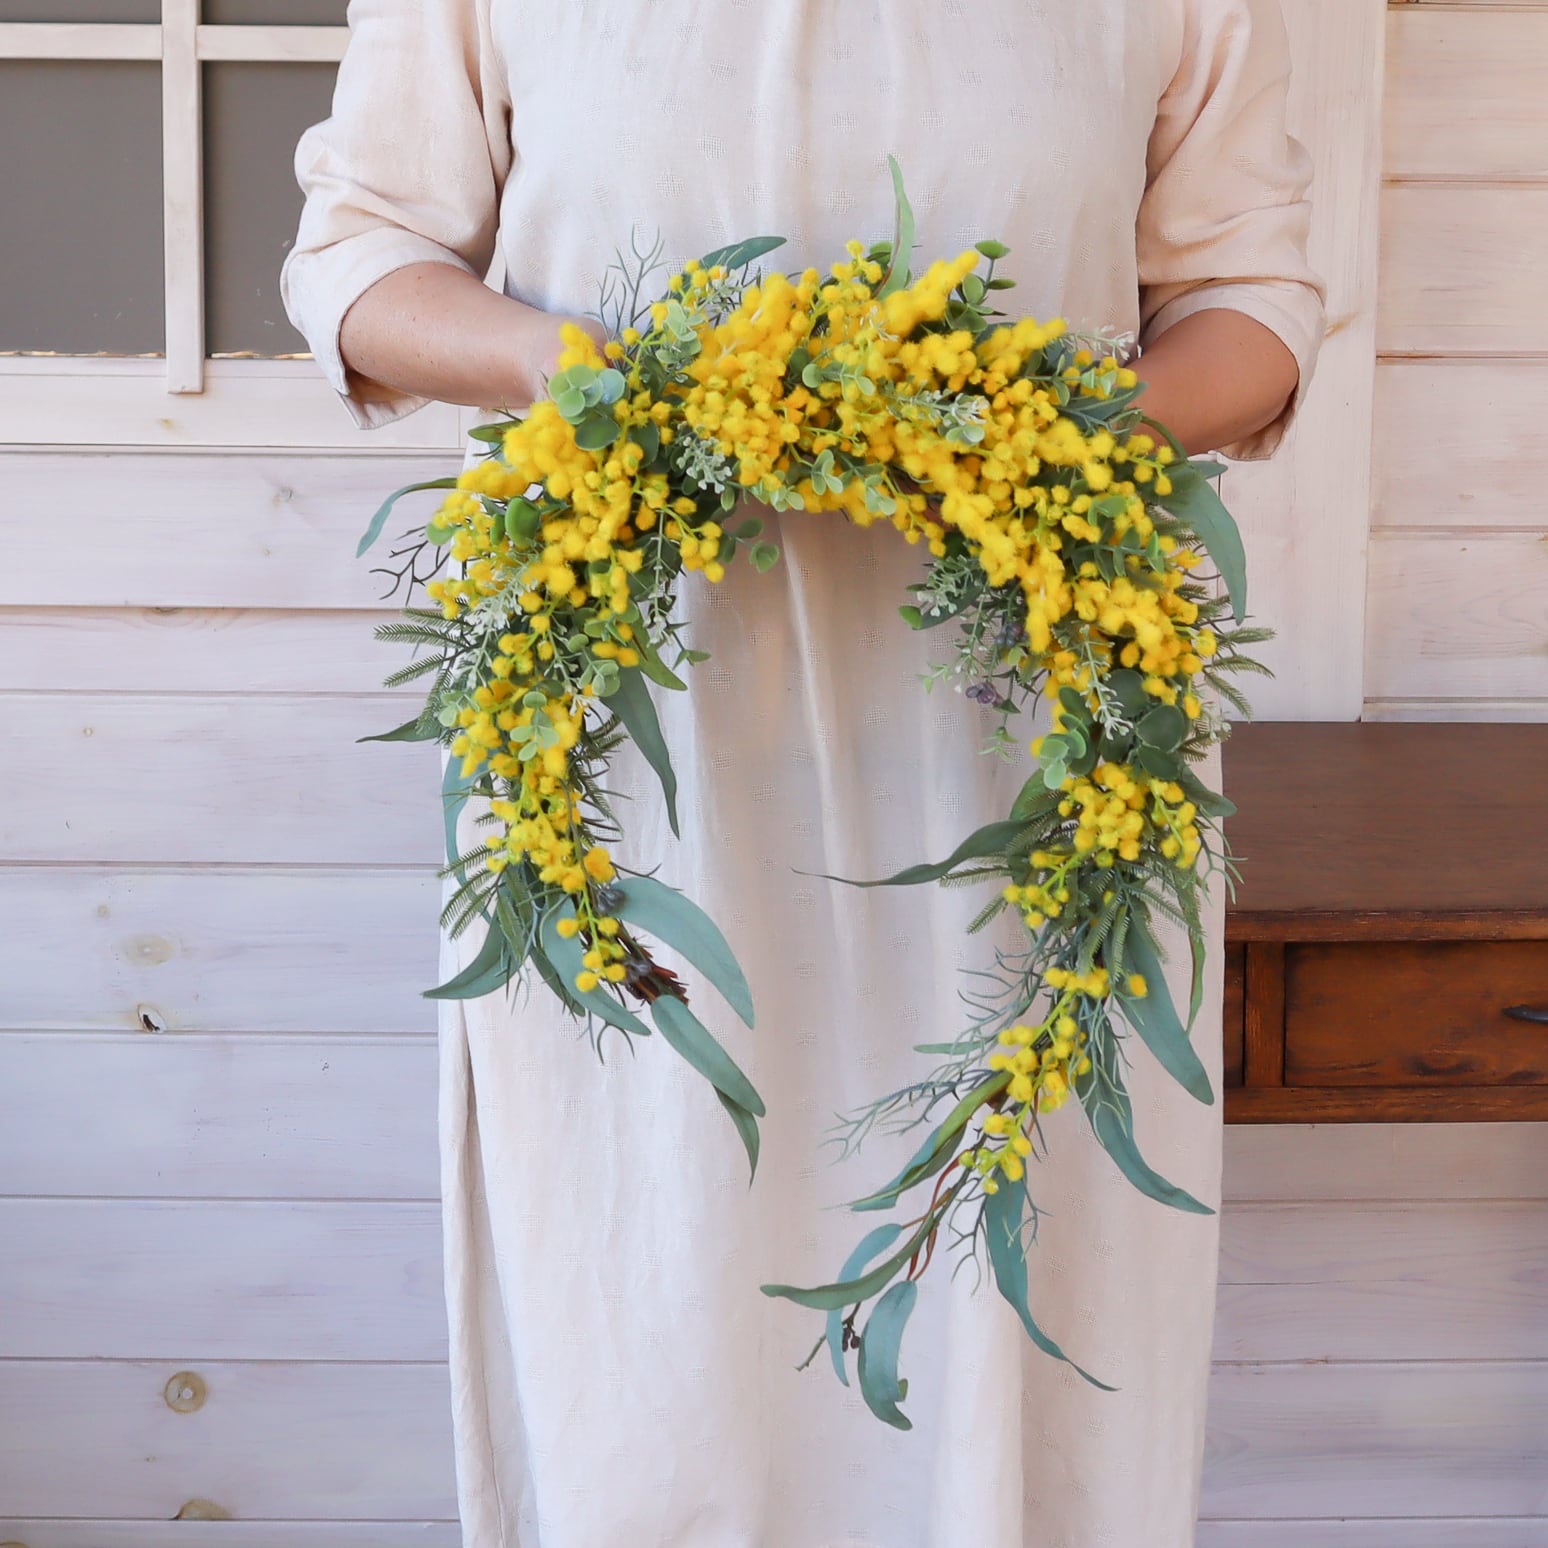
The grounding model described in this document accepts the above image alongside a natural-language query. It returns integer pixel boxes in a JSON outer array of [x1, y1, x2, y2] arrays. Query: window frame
[[0, 7, 449, 446]]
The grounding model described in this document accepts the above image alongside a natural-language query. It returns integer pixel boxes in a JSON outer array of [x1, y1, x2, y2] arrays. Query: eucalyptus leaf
[[612, 873, 755, 1028], [983, 1179, 1117, 1391], [848, 1070, 1010, 1213], [538, 907, 653, 1038], [1074, 1036, 1213, 1215], [602, 668, 680, 838], [857, 1280, 919, 1430], [715, 1089, 761, 1184], [650, 992, 765, 1118], [424, 921, 514, 1001], [1175, 765, 1237, 820], [876, 154, 916, 300], [441, 755, 483, 872], [574, 411, 621, 451], [1116, 914, 1214, 1105], [1136, 703, 1187, 752], [358, 715, 437, 744], [1162, 461, 1248, 624], [810, 819, 1025, 890], [699, 235, 787, 272], [762, 1206, 940, 1312], [824, 1223, 905, 1385], [356, 476, 459, 558]]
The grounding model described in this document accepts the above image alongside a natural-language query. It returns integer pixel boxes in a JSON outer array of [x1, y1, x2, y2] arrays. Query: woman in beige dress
[[281, 3, 1325, 1543]]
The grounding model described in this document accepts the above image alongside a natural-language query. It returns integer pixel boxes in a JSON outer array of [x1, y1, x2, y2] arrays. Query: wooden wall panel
[[0, 1032, 438, 1197], [1222, 1120, 1548, 1201], [1201, 1360, 1548, 1518], [1373, 360, 1548, 530], [1386, 7, 1548, 179], [0, 607, 411, 694], [1199, 1522, 1548, 1548], [0, 1199, 446, 1361], [1362, 532, 1548, 700], [1379, 186, 1548, 355], [0, 695, 442, 865], [0, 1527, 459, 1548], [0, 450, 459, 610], [0, 868, 439, 1031], [1214, 1201, 1548, 1361], [0, 1359, 456, 1519]]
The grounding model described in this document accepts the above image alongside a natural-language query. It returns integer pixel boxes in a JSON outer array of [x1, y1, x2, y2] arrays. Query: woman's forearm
[[1128, 307, 1301, 457], [336, 260, 596, 415]]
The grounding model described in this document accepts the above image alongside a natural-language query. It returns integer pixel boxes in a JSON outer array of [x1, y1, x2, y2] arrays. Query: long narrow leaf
[[650, 993, 765, 1117], [612, 875, 755, 1028], [715, 1089, 761, 1184], [602, 668, 680, 838], [1162, 462, 1247, 624], [699, 235, 787, 272], [809, 820, 1025, 890], [856, 1280, 919, 1430], [849, 1071, 1009, 1212], [357, 476, 459, 557], [1117, 915, 1214, 1105], [825, 1224, 905, 1385], [441, 756, 483, 872], [983, 1180, 1117, 1391], [1075, 1044, 1213, 1215], [537, 908, 652, 1038], [763, 1197, 947, 1311], [876, 154, 916, 300], [424, 920, 513, 1001]]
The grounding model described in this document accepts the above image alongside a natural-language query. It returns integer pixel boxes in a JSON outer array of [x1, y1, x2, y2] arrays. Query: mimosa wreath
[[356, 160, 1265, 1429]]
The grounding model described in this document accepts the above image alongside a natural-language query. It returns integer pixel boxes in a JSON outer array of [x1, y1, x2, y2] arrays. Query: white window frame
[[0, 6, 469, 448]]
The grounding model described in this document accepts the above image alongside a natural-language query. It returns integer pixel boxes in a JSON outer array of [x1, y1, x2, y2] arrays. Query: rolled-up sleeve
[[278, 0, 513, 431], [1136, 0, 1327, 461]]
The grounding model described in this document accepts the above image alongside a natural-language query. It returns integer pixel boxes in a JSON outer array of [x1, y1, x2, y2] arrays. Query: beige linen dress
[[281, 4, 1325, 1544]]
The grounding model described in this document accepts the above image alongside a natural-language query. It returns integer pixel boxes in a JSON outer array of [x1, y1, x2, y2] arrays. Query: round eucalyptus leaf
[[1136, 702, 1187, 752]]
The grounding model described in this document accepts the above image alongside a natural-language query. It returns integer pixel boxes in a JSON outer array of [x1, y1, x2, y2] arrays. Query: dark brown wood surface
[[1284, 940, 1548, 1086], [1214, 720, 1548, 1122], [1219, 720, 1548, 939]]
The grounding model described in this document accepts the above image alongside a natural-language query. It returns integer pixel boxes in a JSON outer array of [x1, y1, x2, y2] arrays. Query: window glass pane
[[0, 61, 164, 356], [204, 0, 347, 23], [203, 60, 337, 358], [0, 2, 157, 18]]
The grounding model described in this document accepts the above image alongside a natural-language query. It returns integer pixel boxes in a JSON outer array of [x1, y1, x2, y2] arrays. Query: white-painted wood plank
[[0, 23, 162, 59], [0, 1360, 455, 1520], [196, 24, 349, 62], [0, 1033, 438, 1197], [0, 609, 414, 695], [0, 868, 439, 1033], [1363, 532, 1548, 700], [1363, 696, 1548, 721], [1223, 1122, 1548, 1201], [0, 360, 467, 450], [1202, 1361, 1548, 1517], [1373, 359, 1548, 529], [0, 696, 442, 865], [1386, 7, 1548, 180], [1379, 186, 1548, 354], [0, 1526, 459, 1548], [0, 450, 458, 609], [1214, 1202, 1548, 1362], [0, 1199, 445, 1362], [1212, 0, 1384, 720], [161, 0, 204, 394], [1198, 1522, 1548, 1548]]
